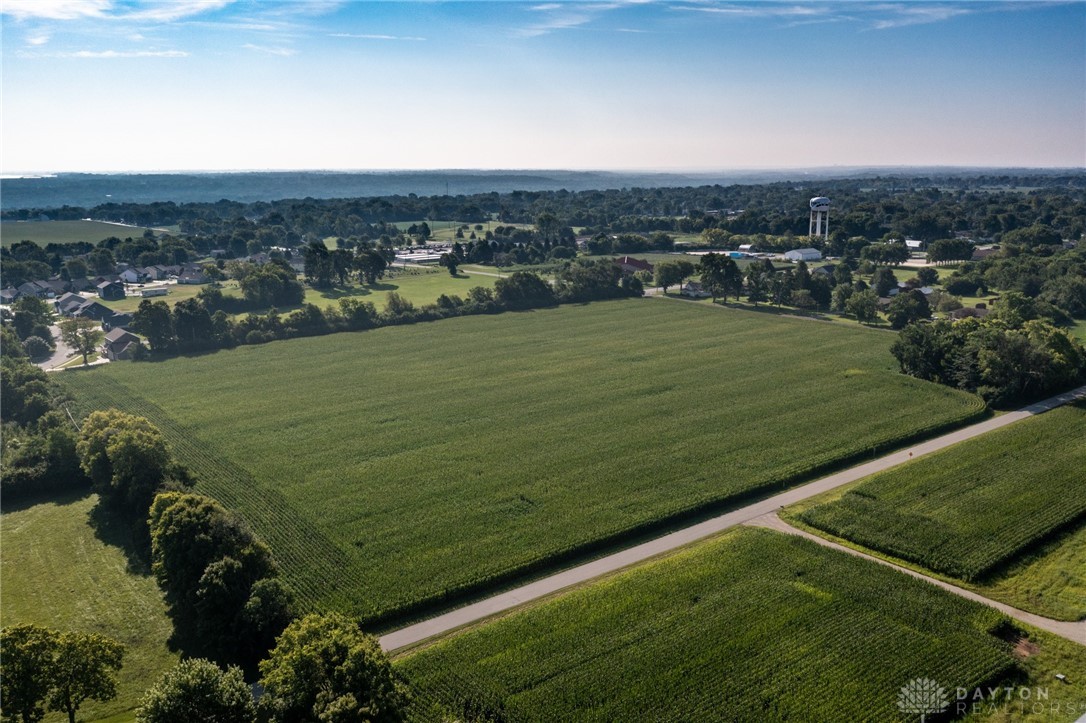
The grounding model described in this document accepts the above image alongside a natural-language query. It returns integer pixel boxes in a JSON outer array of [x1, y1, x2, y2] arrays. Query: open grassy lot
[[795, 404, 1086, 618], [398, 527, 1037, 722], [58, 300, 984, 622], [0, 220, 162, 247], [98, 282, 218, 313], [0, 494, 177, 722], [301, 267, 499, 311]]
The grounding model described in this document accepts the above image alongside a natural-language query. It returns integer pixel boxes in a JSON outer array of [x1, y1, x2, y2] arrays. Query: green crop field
[[0, 494, 177, 723], [0, 220, 165, 247], [398, 528, 1024, 722], [798, 404, 1086, 595], [57, 299, 984, 622]]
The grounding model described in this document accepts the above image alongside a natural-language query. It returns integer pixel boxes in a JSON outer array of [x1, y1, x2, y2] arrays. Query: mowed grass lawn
[[0, 220, 161, 247], [300, 267, 499, 312], [793, 403, 1086, 620], [0, 494, 177, 722], [58, 299, 984, 621], [399, 527, 1042, 723]]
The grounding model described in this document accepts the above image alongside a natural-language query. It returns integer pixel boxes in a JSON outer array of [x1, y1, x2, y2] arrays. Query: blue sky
[[2, 1, 1083, 172]]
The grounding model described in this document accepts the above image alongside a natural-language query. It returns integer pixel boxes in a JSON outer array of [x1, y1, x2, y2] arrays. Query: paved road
[[747, 513, 1086, 645], [379, 383, 1086, 652], [35, 324, 76, 370]]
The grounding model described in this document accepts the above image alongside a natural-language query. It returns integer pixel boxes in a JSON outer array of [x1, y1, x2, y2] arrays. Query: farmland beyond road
[[380, 383, 1086, 653]]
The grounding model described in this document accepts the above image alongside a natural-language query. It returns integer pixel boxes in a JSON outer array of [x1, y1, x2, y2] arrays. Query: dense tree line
[[134, 613, 406, 723], [0, 329, 87, 503], [891, 315, 1086, 406], [149, 492, 294, 671], [127, 260, 638, 359]]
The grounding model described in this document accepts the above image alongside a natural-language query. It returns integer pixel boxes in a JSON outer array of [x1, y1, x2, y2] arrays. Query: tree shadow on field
[[1, 487, 92, 515], [313, 285, 373, 300], [88, 500, 153, 576]]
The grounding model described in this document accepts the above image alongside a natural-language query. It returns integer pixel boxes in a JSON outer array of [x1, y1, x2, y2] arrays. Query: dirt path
[[379, 384, 1086, 653], [746, 512, 1086, 645]]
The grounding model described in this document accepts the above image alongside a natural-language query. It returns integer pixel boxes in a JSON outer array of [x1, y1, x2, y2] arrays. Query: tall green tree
[[58, 317, 104, 365], [886, 289, 932, 329], [698, 253, 741, 302], [745, 263, 768, 305], [131, 300, 175, 353], [48, 632, 125, 723], [439, 252, 459, 276], [354, 249, 388, 285], [258, 613, 406, 723], [847, 288, 880, 324], [0, 624, 57, 723], [136, 659, 255, 723], [76, 410, 182, 516]]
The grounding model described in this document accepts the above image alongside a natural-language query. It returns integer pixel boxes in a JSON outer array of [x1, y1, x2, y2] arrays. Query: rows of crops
[[57, 300, 985, 620], [399, 528, 1016, 722], [60, 372, 368, 614], [799, 404, 1086, 581]]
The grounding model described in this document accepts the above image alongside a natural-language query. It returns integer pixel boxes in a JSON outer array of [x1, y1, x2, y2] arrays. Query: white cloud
[[2, 0, 111, 20], [867, 3, 972, 29], [117, 0, 234, 23], [670, 1, 985, 30], [672, 3, 830, 19], [516, 0, 656, 37], [330, 33, 426, 41], [26, 33, 52, 46], [2, 0, 233, 23], [242, 43, 297, 56], [67, 49, 189, 58]]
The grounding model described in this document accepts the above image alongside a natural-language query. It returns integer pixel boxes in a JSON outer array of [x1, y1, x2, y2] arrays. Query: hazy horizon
[[3, 1, 1084, 173], [4, 164, 1084, 179]]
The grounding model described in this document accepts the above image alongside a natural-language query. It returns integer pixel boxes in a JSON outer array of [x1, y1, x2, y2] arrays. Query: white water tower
[[809, 197, 830, 240]]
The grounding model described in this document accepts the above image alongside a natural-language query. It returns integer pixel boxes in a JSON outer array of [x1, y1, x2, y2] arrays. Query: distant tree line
[[4, 175, 1083, 267], [128, 260, 639, 358]]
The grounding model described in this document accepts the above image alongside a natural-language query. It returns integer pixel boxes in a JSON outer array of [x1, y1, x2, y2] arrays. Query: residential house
[[905, 239, 925, 251], [812, 264, 837, 279], [784, 248, 822, 263], [119, 268, 145, 284], [97, 280, 126, 300], [104, 312, 133, 330], [681, 281, 711, 298], [74, 300, 115, 321], [17, 280, 54, 299], [971, 247, 1000, 262], [56, 292, 86, 315], [738, 244, 754, 253], [177, 269, 209, 285], [1, 287, 20, 304], [41, 278, 70, 296], [613, 256, 654, 275], [103, 328, 142, 361]]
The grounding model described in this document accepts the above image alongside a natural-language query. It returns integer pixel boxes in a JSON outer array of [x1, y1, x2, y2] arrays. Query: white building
[[784, 248, 822, 263]]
